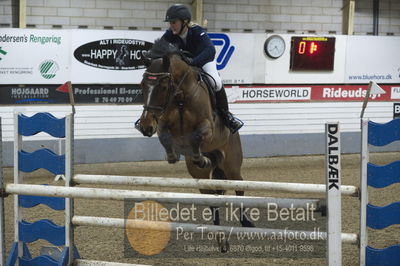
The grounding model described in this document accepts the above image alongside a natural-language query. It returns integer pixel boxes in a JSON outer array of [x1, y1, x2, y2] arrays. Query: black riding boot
[[215, 87, 244, 134]]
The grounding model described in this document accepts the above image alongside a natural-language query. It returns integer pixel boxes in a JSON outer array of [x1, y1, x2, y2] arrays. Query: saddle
[[196, 69, 217, 112], [180, 53, 217, 112]]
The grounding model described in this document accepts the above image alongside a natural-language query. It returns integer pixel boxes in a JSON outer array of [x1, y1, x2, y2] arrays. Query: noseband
[[142, 68, 190, 117], [142, 72, 173, 116]]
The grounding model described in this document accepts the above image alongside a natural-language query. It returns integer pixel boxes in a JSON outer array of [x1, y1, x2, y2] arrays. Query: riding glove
[[183, 57, 194, 65]]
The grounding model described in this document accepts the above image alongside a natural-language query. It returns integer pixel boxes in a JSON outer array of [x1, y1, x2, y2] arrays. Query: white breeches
[[202, 60, 222, 91]]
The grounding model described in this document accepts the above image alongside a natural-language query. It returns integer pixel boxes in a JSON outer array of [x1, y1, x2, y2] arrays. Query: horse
[[136, 39, 254, 252]]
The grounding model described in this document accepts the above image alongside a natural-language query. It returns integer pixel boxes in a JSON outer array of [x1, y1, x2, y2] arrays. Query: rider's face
[[169, 20, 183, 35]]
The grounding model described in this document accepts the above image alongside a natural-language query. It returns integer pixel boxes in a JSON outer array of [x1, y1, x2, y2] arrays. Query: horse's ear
[[142, 52, 152, 67], [162, 55, 170, 70]]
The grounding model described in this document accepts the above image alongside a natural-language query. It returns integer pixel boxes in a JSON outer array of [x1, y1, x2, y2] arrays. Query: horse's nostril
[[144, 127, 153, 137]]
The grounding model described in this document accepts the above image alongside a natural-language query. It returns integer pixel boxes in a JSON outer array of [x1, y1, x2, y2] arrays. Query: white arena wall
[[1, 101, 399, 167]]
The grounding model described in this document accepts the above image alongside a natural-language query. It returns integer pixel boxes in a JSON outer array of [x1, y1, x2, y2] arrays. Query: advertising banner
[[0, 83, 142, 104], [226, 84, 395, 103], [0, 28, 70, 84], [0, 29, 260, 85], [70, 30, 257, 84], [1, 29, 400, 105], [70, 30, 160, 84], [345, 36, 400, 84], [211, 33, 260, 84], [0, 83, 397, 105]]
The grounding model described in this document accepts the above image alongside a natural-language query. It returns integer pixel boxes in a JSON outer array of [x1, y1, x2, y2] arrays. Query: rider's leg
[[202, 61, 243, 133], [215, 87, 243, 133]]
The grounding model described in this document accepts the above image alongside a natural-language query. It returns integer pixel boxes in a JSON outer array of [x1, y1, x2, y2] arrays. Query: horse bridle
[[141, 68, 191, 117], [142, 72, 174, 117]]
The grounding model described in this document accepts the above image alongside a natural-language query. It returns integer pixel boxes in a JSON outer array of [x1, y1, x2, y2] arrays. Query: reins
[[142, 72, 173, 115], [143, 67, 191, 137]]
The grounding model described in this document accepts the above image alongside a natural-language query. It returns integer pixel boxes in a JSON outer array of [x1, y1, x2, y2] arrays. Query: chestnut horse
[[137, 39, 253, 251]]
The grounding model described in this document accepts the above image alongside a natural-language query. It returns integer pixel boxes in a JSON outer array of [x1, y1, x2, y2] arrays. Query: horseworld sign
[[73, 38, 153, 70]]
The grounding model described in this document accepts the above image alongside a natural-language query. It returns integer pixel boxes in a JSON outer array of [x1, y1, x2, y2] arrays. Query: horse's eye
[[159, 78, 169, 87]]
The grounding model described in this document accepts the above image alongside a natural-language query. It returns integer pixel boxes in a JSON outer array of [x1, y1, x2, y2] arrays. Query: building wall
[[0, 0, 399, 35]]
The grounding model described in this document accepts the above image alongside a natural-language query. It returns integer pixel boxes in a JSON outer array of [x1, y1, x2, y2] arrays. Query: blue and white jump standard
[[359, 118, 400, 266], [8, 112, 76, 265]]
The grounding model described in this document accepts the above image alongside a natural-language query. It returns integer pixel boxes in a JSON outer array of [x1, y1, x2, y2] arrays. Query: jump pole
[[4, 183, 323, 210], [71, 215, 358, 245], [73, 175, 358, 197], [74, 259, 148, 266]]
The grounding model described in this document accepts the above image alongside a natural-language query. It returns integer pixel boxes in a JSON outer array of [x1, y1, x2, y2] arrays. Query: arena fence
[[0, 112, 398, 265]]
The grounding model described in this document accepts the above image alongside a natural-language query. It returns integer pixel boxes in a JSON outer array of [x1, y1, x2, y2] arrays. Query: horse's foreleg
[[190, 130, 212, 168], [158, 129, 179, 164]]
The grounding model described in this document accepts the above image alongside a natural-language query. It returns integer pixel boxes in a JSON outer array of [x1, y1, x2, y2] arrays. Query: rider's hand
[[184, 57, 194, 65]]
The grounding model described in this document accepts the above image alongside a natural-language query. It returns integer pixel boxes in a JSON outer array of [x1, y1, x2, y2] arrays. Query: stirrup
[[222, 111, 243, 134], [228, 116, 244, 134]]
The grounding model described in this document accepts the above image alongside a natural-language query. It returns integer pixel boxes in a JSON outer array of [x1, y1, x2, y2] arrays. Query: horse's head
[[138, 55, 173, 137], [137, 39, 192, 137]]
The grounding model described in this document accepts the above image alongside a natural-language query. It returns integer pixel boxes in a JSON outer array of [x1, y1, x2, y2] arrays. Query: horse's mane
[[146, 38, 181, 59]]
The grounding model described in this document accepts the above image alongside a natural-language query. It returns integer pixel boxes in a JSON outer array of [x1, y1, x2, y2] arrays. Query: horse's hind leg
[[205, 190, 229, 253], [235, 190, 255, 228], [222, 134, 255, 227], [209, 205, 229, 253], [222, 173, 255, 227], [186, 159, 229, 252]]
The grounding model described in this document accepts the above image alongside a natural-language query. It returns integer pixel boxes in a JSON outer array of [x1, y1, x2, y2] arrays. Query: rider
[[161, 4, 243, 134]]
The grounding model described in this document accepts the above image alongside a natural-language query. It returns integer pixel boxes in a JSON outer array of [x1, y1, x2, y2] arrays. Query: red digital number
[[298, 41, 319, 55], [298, 41, 306, 54]]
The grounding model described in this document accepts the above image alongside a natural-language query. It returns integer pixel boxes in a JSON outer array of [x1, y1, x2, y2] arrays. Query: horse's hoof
[[241, 220, 255, 228], [218, 239, 230, 253], [166, 154, 179, 164], [193, 157, 212, 168], [216, 232, 230, 253]]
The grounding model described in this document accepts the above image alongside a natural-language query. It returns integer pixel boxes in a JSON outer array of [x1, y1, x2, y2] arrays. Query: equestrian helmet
[[164, 4, 191, 22]]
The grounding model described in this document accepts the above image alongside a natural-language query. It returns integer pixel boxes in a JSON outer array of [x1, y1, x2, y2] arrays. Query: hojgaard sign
[[0, 84, 143, 104]]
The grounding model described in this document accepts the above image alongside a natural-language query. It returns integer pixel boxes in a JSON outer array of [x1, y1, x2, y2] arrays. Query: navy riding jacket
[[161, 25, 216, 67]]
